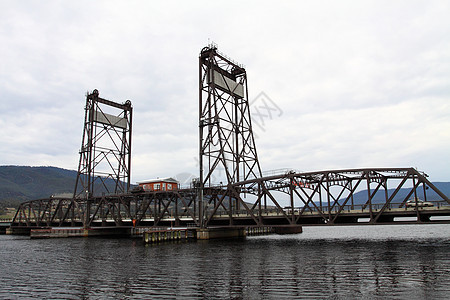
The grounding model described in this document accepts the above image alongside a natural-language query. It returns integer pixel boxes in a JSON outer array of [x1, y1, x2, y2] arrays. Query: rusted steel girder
[[198, 44, 262, 228], [11, 189, 201, 229], [209, 167, 450, 226], [73, 89, 133, 200], [10, 168, 450, 229]]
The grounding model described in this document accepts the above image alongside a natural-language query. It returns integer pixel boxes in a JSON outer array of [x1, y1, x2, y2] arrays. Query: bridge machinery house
[[137, 177, 179, 192]]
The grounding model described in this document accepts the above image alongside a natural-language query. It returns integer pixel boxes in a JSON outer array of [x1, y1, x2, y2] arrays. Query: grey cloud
[[1, 1, 449, 182]]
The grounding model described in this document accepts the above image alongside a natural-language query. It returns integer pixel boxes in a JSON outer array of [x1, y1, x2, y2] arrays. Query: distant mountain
[[1, 166, 449, 210], [0, 166, 77, 205], [0, 166, 132, 208], [339, 182, 450, 206]]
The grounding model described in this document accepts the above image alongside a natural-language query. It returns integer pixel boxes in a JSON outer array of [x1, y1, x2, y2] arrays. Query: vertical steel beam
[[365, 171, 374, 222], [199, 46, 262, 185], [199, 44, 262, 228], [73, 89, 133, 216]]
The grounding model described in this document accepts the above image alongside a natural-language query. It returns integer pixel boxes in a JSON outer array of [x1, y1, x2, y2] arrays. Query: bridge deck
[[8, 205, 450, 229]]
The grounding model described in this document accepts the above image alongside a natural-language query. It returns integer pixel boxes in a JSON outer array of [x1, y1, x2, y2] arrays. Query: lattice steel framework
[[11, 168, 450, 229], [199, 44, 262, 187], [73, 89, 133, 199], [10, 50, 450, 233], [213, 167, 450, 226]]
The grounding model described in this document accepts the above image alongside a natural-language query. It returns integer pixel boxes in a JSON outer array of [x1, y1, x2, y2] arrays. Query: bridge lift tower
[[198, 44, 263, 227], [199, 44, 262, 186], [73, 89, 133, 199]]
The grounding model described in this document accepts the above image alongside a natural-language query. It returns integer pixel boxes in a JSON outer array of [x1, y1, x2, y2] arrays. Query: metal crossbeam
[[9, 48, 450, 232], [73, 89, 133, 199], [11, 168, 450, 229]]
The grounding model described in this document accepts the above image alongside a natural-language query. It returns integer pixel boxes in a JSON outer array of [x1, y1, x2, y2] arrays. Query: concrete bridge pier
[[6, 227, 33, 235], [273, 225, 303, 235], [196, 227, 246, 240], [419, 215, 431, 222], [196, 225, 303, 239]]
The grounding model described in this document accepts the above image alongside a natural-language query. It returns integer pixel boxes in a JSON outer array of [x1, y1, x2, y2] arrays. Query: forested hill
[[0, 166, 130, 208], [0, 166, 77, 207], [343, 182, 450, 205], [1, 166, 449, 209]]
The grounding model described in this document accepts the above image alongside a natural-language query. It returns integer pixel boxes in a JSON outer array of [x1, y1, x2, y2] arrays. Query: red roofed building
[[137, 177, 179, 192]]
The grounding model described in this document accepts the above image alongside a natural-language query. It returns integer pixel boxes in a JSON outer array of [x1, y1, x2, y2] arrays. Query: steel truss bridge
[[12, 168, 450, 229], [10, 45, 450, 232]]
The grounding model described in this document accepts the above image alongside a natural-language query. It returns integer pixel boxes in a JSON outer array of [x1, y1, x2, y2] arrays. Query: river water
[[0, 224, 449, 299]]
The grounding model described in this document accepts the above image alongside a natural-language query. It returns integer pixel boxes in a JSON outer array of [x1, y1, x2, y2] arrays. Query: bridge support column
[[196, 227, 246, 240], [273, 225, 303, 235], [6, 227, 32, 235], [419, 215, 431, 222], [374, 216, 394, 223]]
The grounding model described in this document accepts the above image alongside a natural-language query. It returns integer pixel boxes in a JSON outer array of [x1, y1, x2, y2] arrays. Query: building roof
[[137, 177, 179, 184]]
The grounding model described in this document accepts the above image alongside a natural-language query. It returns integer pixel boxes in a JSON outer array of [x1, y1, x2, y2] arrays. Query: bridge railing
[[208, 200, 449, 218], [10, 200, 449, 224]]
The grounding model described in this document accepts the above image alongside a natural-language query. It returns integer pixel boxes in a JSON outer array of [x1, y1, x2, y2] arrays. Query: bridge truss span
[[11, 168, 450, 229], [200, 167, 450, 227], [9, 47, 450, 233], [12, 189, 200, 229]]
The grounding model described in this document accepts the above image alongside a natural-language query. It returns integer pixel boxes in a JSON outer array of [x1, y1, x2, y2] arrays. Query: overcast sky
[[1, 0, 449, 184]]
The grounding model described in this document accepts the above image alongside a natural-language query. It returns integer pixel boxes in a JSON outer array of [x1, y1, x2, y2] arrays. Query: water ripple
[[0, 224, 449, 299]]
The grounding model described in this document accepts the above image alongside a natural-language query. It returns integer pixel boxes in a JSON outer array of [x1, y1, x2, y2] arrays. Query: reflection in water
[[0, 225, 449, 299]]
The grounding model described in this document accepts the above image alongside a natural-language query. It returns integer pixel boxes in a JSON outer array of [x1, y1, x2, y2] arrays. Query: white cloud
[[0, 0, 449, 184]]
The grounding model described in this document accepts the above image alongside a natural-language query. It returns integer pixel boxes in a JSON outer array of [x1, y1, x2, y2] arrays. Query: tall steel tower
[[73, 89, 133, 199], [199, 44, 262, 188]]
